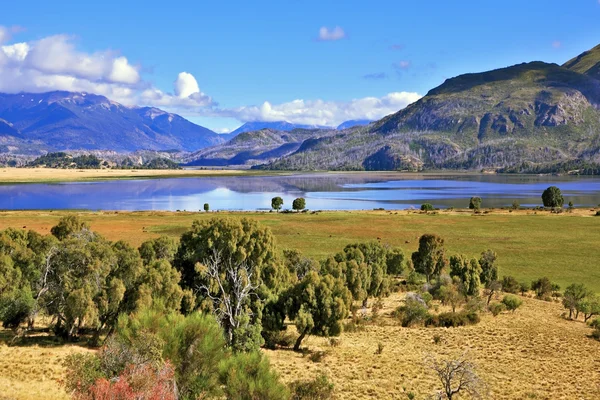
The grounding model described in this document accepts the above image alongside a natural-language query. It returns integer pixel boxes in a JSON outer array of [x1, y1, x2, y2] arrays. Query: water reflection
[[0, 173, 599, 211]]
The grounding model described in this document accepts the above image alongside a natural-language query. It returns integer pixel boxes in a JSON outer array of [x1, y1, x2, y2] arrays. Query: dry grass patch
[[267, 292, 600, 399]]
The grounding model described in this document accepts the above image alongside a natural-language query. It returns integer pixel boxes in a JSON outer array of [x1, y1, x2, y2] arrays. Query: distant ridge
[[0, 91, 224, 154]]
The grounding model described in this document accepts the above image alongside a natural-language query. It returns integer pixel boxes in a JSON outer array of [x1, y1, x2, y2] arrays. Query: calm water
[[1, 173, 600, 211]]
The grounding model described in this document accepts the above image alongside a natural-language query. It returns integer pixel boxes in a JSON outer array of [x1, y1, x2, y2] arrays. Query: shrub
[[469, 197, 482, 211], [519, 281, 530, 295], [511, 200, 520, 210], [502, 295, 523, 312], [421, 203, 434, 212], [263, 330, 296, 350], [395, 294, 430, 327], [501, 276, 520, 294], [433, 334, 442, 345], [308, 351, 329, 363], [426, 311, 480, 328], [489, 302, 506, 316], [375, 342, 384, 355], [542, 186, 564, 208], [290, 373, 334, 400], [219, 352, 289, 400], [531, 277, 554, 300]]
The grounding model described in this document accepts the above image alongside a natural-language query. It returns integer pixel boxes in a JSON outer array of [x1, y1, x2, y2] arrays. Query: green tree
[[411, 234, 448, 283], [542, 186, 564, 208], [386, 247, 405, 276], [563, 283, 589, 319], [271, 196, 284, 213], [531, 277, 554, 300], [501, 276, 520, 294], [283, 249, 317, 282], [204, 203, 210, 212], [511, 200, 520, 210], [174, 217, 289, 351], [420, 203, 434, 212], [285, 271, 352, 351], [50, 215, 90, 240], [501, 294, 523, 313], [449, 255, 482, 297], [469, 197, 482, 211], [478, 250, 498, 286], [578, 294, 600, 322], [138, 236, 178, 265], [292, 198, 306, 212]]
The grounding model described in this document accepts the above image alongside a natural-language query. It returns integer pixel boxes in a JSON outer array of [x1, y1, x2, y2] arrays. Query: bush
[[219, 352, 289, 400], [308, 351, 329, 363], [489, 302, 506, 316], [426, 311, 480, 328], [263, 330, 296, 350], [290, 373, 334, 400], [501, 276, 520, 294], [511, 201, 520, 210], [375, 342, 384, 355], [502, 295, 523, 312], [531, 277, 554, 300], [395, 294, 430, 327], [421, 203, 434, 212], [542, 186, 564, 208], [519, 281, 530, 295]]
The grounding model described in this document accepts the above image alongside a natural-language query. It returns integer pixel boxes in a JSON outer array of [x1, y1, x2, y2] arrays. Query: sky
[[2, 0, 600, 133]]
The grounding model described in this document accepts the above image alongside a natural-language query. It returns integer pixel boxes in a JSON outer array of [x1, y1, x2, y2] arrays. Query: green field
[[1, 209, 599, 292]]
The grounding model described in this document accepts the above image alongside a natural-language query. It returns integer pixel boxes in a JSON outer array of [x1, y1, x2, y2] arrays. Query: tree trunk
[[294, 329, 308, 351]]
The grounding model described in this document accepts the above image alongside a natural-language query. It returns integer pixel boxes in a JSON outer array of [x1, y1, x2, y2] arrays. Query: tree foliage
[[542, 186, 564, 208], [411, 234, 448, 282], [292, 198, 306, 212], [271, 196, 284, 212]]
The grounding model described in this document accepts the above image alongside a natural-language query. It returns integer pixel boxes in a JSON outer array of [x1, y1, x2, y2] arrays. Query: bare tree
[[197, 249, 260, 346], [426, 353, 487, 400]]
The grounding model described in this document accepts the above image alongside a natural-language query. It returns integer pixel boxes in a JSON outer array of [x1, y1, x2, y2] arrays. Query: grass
[[0, 208, 599, 292], [0, 209, 599, 399]]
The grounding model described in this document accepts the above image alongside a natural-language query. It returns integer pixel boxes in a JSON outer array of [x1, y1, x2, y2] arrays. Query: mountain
[[0, 91, 224, 153], [184, 128, 336, 166], [228, 121, 331, 137], [248, 45, 600, 172], [336, 119, 372, 130], [563, 43, 600, 80]]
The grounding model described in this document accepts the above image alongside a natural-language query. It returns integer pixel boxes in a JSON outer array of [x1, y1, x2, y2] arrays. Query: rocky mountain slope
[[0, 91, 224, 153], [194, 44, 600, 172]]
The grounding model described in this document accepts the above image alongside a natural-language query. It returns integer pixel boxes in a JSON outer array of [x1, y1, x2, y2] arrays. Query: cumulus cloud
[[0, 28, 212, 110], [317, 26, 346, 41], [211, 92, 422, 127]]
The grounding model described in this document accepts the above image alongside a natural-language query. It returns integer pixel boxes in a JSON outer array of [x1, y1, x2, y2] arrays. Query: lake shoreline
[[0, 167, 592, 184]]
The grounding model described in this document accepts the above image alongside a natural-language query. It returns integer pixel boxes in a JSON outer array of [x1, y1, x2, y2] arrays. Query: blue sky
[[2, 0, 600, 132]]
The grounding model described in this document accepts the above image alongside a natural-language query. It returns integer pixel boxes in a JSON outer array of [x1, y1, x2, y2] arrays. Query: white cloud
[[552, 40, 562, 49], [0, 25, 420, 128], [212, 92, 422, 127], [318, 26, 346, 41], [0, 27, 212, 110], [174, 72, 200, 98]]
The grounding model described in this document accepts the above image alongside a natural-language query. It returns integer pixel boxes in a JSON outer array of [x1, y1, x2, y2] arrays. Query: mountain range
[[0, 91, 225, 153], [188, 43, 600, 172]]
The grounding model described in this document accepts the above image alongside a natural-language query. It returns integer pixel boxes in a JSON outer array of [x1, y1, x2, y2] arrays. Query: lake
[[1, 173, 600, 211]]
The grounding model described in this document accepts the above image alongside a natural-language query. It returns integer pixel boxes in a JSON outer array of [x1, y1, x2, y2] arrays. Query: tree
[[511, 200, 520, 210], [427, 353, 487, 400], [283, 249, 317, 282], [386, 247, 405, 276], [542, 186, 564, 208], [469, 197, 482, 211], [174, 217, 289, 351], [568, 201, 574, 212], [271, 197, 284, 213], [421, 203, 434, 212], [50, 215, 90, 240], [478, 250, 498, 286], [397, 293, 430, 326], [531, 277, 554, 300], [501, 276, 520, 294], [501, 294, 523, 313], [563, 283, 589, 319], [411, 234, 448, 283], [578, 294, 600, 322], [138, 236, 178, 265], [449, 255, 481, 297], [204, 203, 210, 212], [284, 271, 352, 351], [292, 197, 306, 212], [197, 249, 262, 352], [483, 280, 502, 306]]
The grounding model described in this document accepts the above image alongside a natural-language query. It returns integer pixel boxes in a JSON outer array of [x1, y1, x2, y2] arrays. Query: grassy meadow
[[0, 209, 599, 399], [1, 208, 598, 292]]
